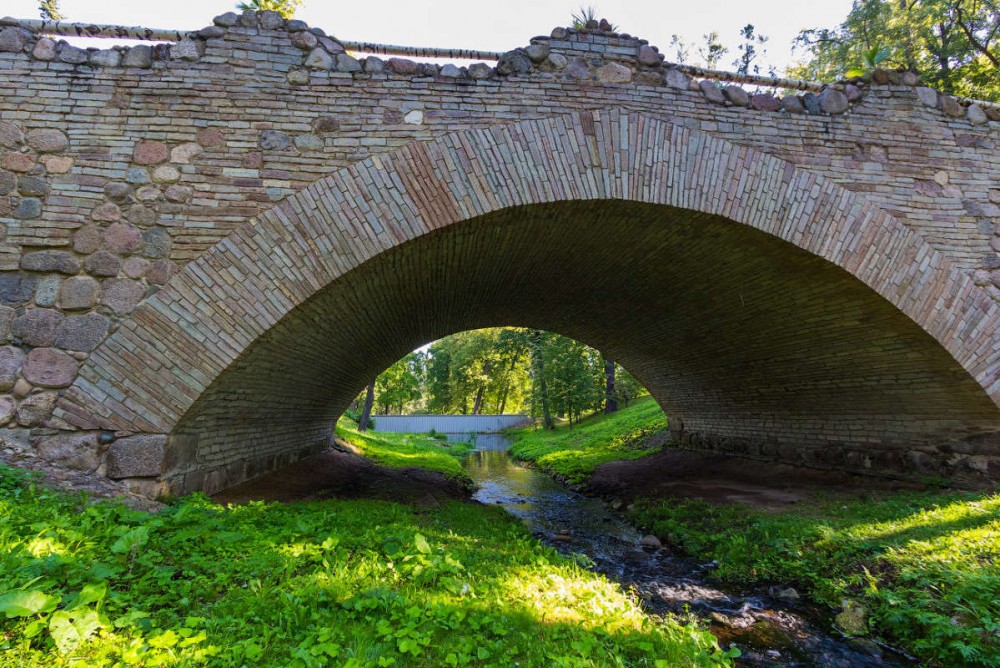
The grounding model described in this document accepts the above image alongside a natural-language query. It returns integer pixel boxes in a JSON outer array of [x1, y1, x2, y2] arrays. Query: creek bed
[[457, 434, 912, 668]]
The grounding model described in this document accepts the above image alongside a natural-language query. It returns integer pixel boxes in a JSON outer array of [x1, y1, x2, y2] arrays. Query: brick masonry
[[0, 11, 998, 495]]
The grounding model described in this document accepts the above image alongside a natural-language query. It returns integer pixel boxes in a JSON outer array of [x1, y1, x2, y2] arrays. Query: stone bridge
[[1, 10, 999, 497]]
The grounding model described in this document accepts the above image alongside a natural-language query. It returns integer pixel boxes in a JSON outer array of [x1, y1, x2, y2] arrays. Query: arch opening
[[144, 200, 999, 493]]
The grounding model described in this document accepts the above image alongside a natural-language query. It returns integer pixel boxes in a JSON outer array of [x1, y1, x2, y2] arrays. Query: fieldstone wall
[[0, 10, 998, 495]]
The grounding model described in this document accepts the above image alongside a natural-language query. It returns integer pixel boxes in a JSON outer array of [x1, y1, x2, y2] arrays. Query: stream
[[455, 433, 912, 668]]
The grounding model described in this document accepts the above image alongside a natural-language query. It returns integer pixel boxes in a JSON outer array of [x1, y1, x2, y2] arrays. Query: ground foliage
[[335, 417, 474, 487], [0, 463, 735, 667], [631, 490, 1000, 667], [508, 396, 667, 484]]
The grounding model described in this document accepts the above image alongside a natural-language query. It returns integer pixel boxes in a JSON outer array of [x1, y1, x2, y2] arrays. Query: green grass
[[508, 397, 667, 484], [0, 463, 737, 667], [631, 490, 1000, 667], [335, 418, 474, 488]]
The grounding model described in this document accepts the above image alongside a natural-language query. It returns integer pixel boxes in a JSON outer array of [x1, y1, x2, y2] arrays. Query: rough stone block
[[54, 312, 110, 352], [101, 278, 145, 315], [13, 309, 63, 347], [133, 141, 169, 166], [25, 129, 68, 153], [0, 305, 13, 343], [58, 276, 100, 310], [0, 396, 14, 426], [103, 222, 143, 254], [0, 274, 37, 305], [16, 391, 57, 427], [0, 346, 25, 391], [106, 434, 169, 478], [36, 432, 100, 471], [84, 251, 123, 278], [122, 45, 152, 68]]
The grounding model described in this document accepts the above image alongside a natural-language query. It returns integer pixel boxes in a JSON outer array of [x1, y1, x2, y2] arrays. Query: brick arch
[[54, 109, 1000, 492]]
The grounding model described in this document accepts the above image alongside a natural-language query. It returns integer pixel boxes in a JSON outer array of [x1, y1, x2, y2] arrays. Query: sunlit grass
[[632, 490, 1000, 667], [0, 463, 735, 667], [508, 396, 666, 483], [335, 417, 474, 486]]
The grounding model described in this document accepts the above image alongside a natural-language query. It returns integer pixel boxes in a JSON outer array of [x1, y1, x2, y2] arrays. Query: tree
[[699, 31, 729, 69], [38, 0, 64, 21], [374, 353, 423, 414], [613, 365, 645, 408], [530, 330, 555, 429], [733, 24, 772, 76], [357, 382, 375, 432], [366, 328, 648, 424], [790, 0, 1000, 101], [236, 0, 303, 19], [604, 357, 618, 414]]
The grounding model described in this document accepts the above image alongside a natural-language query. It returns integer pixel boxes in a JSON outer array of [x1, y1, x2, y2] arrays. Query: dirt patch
[[213, 446, 471, 506], [585, 448, 927, 510]]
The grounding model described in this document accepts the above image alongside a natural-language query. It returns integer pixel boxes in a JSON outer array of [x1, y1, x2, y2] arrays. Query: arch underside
[[53, 110, 1000, 493], [170, 201, 1000, 489]]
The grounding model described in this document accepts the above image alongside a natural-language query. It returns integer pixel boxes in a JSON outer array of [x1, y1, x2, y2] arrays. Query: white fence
[[371, 414, 531, 434]]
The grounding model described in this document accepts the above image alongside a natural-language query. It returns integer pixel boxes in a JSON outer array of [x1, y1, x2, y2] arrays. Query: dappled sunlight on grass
[[510, 396, 666, 484], [0, 463, 733, 667], [335, 417, 474, 485], [632, 489, 1000, 666]]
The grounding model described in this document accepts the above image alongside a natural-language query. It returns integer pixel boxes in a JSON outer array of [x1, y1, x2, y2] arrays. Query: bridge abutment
[[2, 12, 1000, 496]]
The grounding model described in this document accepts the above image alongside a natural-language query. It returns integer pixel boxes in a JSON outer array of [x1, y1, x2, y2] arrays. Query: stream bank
[[462, 435, 912, 668]]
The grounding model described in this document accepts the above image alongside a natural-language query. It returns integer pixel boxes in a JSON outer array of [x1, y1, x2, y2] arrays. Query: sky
[[3, 0, 854, 73]]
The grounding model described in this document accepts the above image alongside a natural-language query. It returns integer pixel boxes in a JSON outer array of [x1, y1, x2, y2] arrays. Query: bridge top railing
[[2, 11, 999, 120]]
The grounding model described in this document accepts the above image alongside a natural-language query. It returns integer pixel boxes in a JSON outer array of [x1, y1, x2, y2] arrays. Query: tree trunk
[[472, 360, 492, 415], [497, 352, 521, 414], [531, 330, 554, 429], [604, 357, 618, 414], [358, 382, 375, 432]]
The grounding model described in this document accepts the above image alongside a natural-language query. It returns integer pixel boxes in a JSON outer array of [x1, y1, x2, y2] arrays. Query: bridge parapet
[[3, 11, 999, 125]]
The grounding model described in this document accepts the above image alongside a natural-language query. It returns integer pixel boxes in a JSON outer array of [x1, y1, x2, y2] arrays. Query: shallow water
[[457, 435, 911, 667]]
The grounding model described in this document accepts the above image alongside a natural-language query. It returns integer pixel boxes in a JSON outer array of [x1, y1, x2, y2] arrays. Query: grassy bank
[[0, 464, 736, 667], [632, 490, 1000, 666], [335, 417, 474, 487], [508, 397, 667, 484]]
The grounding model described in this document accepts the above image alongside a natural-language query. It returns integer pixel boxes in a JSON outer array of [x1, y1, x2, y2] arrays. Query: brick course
[[0, 13, 997, 493]]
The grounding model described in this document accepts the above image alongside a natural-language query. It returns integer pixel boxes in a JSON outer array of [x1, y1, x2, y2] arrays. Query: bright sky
[[4, 0, 853, 73]]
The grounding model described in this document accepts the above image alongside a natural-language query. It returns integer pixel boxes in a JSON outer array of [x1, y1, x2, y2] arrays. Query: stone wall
[[0, 10, 998, 495]]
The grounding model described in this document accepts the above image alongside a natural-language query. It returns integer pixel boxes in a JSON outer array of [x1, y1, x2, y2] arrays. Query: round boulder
[[22, 347, 80, 388], [25, 128, 69, 153]]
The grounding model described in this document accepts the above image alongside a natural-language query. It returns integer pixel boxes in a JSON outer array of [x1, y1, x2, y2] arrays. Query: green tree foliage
[[535, 333, 605, 427], [38, 0, 64, 21], [666, 26, 772, 74], [424, 329, 531, 415], [365, 328, 647, 421], [791, 0, 1000, 100], [235, 0, 303, 19], [613, 365, 644, 408], [374, 352, 423, 414], [733, 24, 772, 76]]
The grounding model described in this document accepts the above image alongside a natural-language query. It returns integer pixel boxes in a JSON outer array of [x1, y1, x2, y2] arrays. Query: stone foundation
[[673, 424, 1000, 485]]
